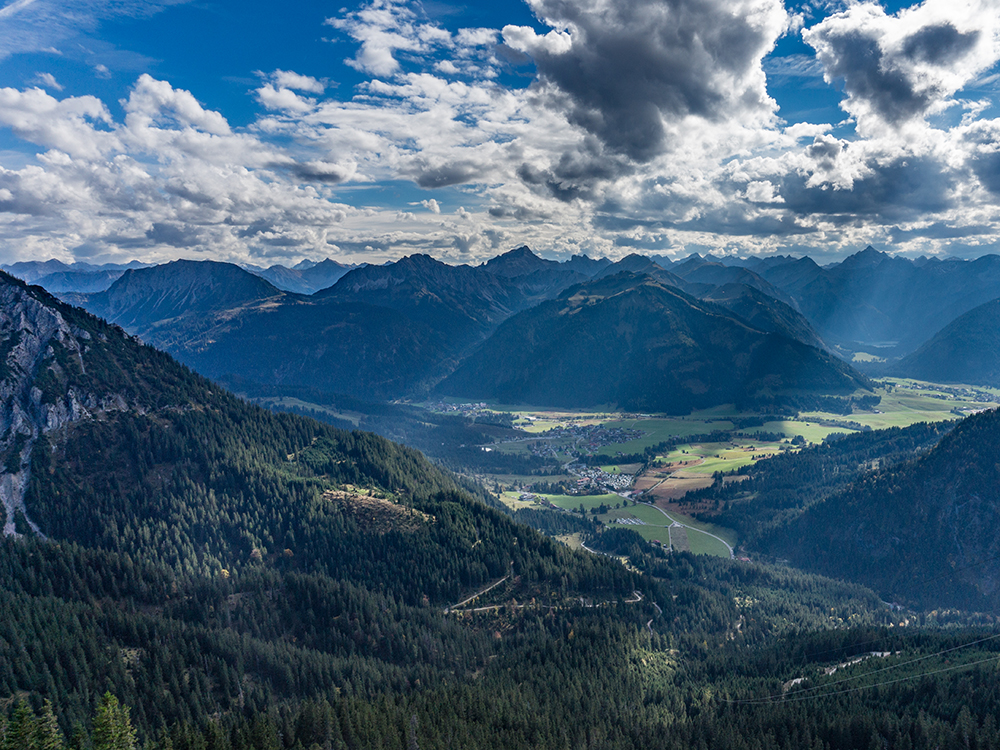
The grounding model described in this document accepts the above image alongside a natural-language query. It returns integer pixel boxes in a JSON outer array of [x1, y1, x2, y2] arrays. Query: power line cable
[[723, 631, 1000, 705], [768, 654, 1000, 704]]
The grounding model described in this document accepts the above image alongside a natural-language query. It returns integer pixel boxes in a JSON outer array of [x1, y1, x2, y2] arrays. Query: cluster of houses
[[572, 466, 635, 493], [429, 401, 492, 416]]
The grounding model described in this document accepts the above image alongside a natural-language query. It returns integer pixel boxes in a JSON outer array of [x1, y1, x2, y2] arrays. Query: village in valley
[[430, 378, 1000, 560]]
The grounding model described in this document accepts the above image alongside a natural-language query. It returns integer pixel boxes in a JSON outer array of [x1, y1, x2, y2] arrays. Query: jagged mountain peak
[[837, 245, 891, 269], [482, 246, 557, 277]]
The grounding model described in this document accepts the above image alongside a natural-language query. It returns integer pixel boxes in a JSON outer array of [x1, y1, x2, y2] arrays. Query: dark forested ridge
[[689, 421, 955, 546], [689, 408, 1000, 611], [761, 407, 1000, 612]]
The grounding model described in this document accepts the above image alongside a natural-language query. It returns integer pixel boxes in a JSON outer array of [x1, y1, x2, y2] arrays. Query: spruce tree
[[92, 693, 136, 750], [3, 699, 36, 750], [35, 701, 65, 750]]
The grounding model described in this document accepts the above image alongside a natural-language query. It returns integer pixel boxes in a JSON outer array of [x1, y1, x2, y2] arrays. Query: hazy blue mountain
[[594, 253, 694, 290], [2, 259, 147, 283], [700, 282, 829, 352], [671, 260, 799, 310], [73, 252, 583, 400], [755, 247, 1000, 354], [84, 259, 286, 333], [481, 245, 561, 277], [480, 246, 591, 300], [34, 269, 125, 294], [892, 298, 1000, 385], [562, 253, 612, 276], [249, 258, 355, 294], [64, 249, 857, 404]]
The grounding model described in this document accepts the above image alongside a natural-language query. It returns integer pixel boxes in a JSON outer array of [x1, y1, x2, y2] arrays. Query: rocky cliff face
[[0, 279, 130, 535]]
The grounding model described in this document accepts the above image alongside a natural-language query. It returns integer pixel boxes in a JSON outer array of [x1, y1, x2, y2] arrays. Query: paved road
[[645, 503, 734, 558], [445, 574, 510, 612]]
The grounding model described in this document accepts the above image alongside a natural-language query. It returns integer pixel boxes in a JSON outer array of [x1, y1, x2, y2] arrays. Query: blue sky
[[0, 0, 998, 266]]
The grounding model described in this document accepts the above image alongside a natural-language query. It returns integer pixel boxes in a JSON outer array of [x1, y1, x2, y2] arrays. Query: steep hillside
[[892, 298, 1000, 385], [439, 273, 867, 413], [764, 407, 1000, 611], [0, 268, 655, 736]]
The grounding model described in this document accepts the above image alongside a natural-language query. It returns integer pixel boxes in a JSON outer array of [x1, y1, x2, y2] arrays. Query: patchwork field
[[598, 417, 735, 452], [632, 439, 787, 509], [544, 493, 627, 512]]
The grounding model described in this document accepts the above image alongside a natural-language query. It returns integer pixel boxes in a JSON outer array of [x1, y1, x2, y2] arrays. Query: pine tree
[[35, 701, 65, 750], [3, 699, 36, 750], [92, 693, 136, 750]]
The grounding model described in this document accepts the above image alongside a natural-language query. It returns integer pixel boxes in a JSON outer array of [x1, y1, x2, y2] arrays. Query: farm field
[[658, 441, 786, 474], [760, 420, 851, 443], [603, 504, 734, 557], [543, 493, 627, 512], [498, 491, 539, 510], [796, 379, 1000, 432], [499, 489, 736, 558], [633, 439, 788, 506]]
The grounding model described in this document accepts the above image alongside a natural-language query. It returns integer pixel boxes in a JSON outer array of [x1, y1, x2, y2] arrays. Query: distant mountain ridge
[[55, 247, 871, 406], [892, 298, 1000, 385], [247, 257, 356, 294], [28, 243, 1000, 404], [750, 247, 1000, 354], [84, 259, 286, 332]]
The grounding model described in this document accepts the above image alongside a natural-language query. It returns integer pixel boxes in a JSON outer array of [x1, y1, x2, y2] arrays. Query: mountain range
[[44, 246, 864, 409], [244, 257, 356, 294], [12, 244, 1000, 406], [1, 256, 357, 296]]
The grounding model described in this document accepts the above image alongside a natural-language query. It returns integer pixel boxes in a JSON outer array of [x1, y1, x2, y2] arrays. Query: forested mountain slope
[[440, 272, 867, 412], [757, 409, 1000, 611], [0, 269, 647, 733]]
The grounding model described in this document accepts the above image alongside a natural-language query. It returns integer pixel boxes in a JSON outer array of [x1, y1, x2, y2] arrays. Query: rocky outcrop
[[0, 282, 128, 535]]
